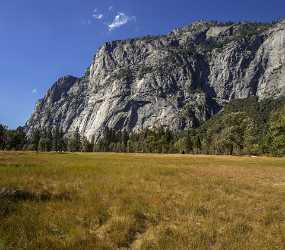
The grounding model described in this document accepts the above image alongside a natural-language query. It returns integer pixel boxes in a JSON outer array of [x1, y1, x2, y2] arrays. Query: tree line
[[0, 125, 88, 152], [85, 97, 285, 156], [0, 97, 284, 156]]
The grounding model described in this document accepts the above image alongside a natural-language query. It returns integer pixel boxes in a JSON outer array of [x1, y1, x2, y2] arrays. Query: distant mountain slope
[[26, 20, 285, 141]]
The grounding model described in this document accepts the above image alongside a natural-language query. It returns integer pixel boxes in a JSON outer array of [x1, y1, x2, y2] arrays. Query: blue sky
[[0, 0, 284, 128]]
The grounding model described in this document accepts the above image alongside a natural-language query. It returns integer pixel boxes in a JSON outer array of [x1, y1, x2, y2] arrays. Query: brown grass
[[0, 152, 285, 249]]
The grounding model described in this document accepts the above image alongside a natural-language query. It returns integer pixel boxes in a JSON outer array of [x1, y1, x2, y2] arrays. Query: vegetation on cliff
[[1, 97, 284, 156]]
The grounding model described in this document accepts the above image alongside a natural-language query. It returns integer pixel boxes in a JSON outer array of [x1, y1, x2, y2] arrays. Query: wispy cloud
[[93, 13, 103, 20], [32, 89, 37, 94], [92, 8, 104, 20], [85, 8, 136, 31], [108, 12, 136, 31]]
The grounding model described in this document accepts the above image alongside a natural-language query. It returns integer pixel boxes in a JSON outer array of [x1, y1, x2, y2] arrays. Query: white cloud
[[32, 89, 37, 94], [108, 6, 113, 11], [93, 13, 103, 20], [93, 8, 98, 13], [108, 13, 136, 31]]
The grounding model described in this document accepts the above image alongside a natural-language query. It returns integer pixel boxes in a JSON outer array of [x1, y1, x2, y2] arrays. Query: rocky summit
[[26, 20, 285, 141]]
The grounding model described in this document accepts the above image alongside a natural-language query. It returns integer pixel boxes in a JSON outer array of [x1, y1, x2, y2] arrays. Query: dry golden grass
[[0, 151, 285, 250]]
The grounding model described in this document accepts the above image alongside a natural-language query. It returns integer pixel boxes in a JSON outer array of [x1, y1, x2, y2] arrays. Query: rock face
[[26, 20, 285, 141]]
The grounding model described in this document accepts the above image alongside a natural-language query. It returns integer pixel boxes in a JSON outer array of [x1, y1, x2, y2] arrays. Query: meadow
[[0, 152, 285, 250]]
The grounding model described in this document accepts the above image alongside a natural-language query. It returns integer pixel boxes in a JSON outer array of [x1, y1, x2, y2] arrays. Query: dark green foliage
[[29, 126, 66, 152], [137, 66, 153, 79], [38, 128, 53, 152], [5, 127, 27, 150], [67, 127, 82, 152], [196, 22, 272, 55], [95, 127, 177, 154], [52, 126, 60, 152], [0, 125, 26, 151], [93, 97, 285, 156], [198, 97, 285, 155], [1, 97, 284, 156], [0, 124, 8, 150], [84, 66, 91, 77], [81, 136, 93, 152], [264, 105, 285, 156], [113, 67, 134, 82], [95, 127, 129, 153], [235, 23, 272, 40], [140, 35, 163, 42], [31, 129, 41, 151], [197, 39, 227, 53]]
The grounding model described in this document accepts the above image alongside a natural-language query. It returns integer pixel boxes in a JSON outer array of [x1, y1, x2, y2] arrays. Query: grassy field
[[0, 152, 285, 250]]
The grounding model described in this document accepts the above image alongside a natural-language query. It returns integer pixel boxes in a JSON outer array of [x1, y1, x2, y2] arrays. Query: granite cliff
[[26, 20, 285, 141]]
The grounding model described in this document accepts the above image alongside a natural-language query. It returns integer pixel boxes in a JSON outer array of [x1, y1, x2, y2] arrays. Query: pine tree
[[82, 136, 93, 152], [121, 130, 129, 151], [31, 129, 41, 151], [52, 126, 60, 152], [46, 127, 53, 152], [0, 124, 7, 150], [59, 128, 66, 152], [68, 127, 81, 152], [90, 135, 95, 152], [74, 127, 81, 152]]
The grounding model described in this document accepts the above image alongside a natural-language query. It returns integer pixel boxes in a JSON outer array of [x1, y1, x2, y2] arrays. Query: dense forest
[[1, 97, 284, 156]]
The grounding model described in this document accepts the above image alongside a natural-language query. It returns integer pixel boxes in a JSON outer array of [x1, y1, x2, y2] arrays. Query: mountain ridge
[[26, 19, 285, 141]]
